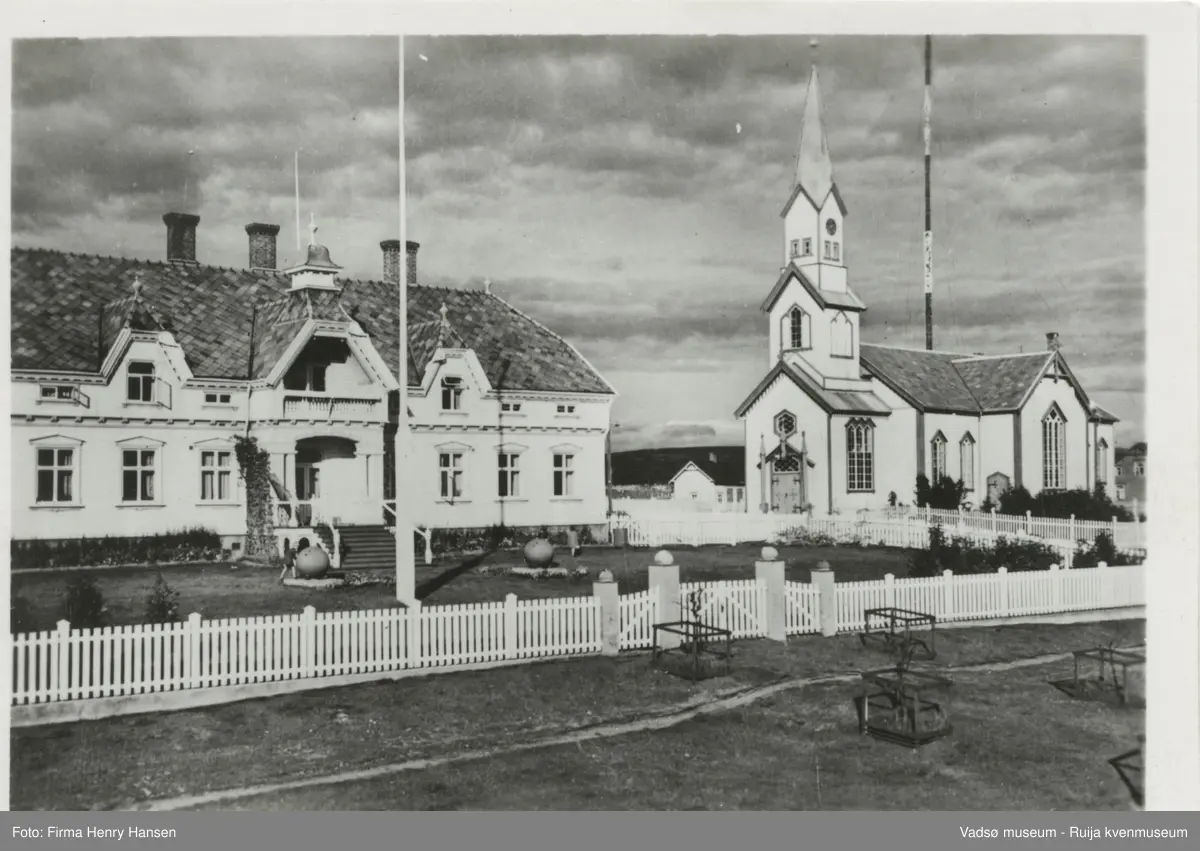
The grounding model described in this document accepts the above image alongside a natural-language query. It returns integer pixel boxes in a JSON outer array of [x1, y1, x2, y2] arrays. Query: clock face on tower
[[825, 218, 838, 236]]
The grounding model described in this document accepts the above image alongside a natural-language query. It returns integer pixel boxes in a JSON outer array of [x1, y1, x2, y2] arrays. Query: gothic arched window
[[959, 433, 976, 491], [830, 312, 853, 358], [1042, 405, 1067, 490], [930, 431, 948, 483], [784, 306, 811, 351], [846, 419, 874, 492]]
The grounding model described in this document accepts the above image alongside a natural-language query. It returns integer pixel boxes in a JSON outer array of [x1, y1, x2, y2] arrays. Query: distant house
[[1114, 444, 1146, 509], [611, 446, 746, 513]]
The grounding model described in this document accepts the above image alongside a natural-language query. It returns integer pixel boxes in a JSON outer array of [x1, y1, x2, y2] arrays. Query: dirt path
[[127, 650, 1096, 812]]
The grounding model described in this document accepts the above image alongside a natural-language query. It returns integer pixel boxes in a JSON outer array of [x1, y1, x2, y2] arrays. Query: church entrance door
[[771, 456, 805, 514]]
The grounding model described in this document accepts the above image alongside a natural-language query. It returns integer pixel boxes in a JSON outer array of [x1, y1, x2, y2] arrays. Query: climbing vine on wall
[[234, 435, 276, 561]]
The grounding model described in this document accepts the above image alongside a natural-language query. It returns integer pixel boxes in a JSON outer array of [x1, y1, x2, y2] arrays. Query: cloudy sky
[[405, 35, 1145, 451], [12, 37, 400, 280]]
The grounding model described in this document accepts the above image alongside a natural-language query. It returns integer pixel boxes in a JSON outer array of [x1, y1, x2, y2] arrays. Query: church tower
[[781, 40, 848, 295]]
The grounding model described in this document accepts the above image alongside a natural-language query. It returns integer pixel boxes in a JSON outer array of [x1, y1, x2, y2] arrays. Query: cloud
[[12, 37, 400, 279]]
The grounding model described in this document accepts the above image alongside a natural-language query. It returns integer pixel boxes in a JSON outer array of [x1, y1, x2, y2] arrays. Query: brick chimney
[[246, 223, 280, 271], [1046, 331, 1060, 351], [381, 239, 401, 283], [406, 240, 420, 285], [163, 212, 200, 264]]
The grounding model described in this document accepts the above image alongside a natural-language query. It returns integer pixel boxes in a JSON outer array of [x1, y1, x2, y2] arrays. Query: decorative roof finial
[[439, 302, 450, 327], [131, 273, 144, 299], [810, 37, 820, 65], [308, 212, 318, 246], [483, 277, 492, 295]]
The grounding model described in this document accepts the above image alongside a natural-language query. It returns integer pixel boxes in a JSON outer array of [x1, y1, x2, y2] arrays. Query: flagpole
[[395, 36, 416, 606], [923, 34, 934, 350], [295, 151, 301, 253]]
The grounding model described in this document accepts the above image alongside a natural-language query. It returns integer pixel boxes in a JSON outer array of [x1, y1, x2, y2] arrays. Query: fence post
[[885, 573, 896, 610], [593, 572, 620, 656], [649, 551, 681, 649], [301, 605, 316, 678], [504, 593, 519, 660], [925, 505, 931, 525], [1049, 564, 1062, 611], [941, 570, 955, 622], [406, 601, 422, 668], [187, 612, 202, 689], [1069, 514, 1076, 543], [755, 547, 787, 642], [1025, 510, 1032, 534], [813, 561, 837, 637], [331, 527, 342, 569], [1111, 515, 1118, 541], [991, 507, 997, 534], [54, 619, 71, 703], [997, 567, 1010, 618], [1098, 561, 1112, 608]]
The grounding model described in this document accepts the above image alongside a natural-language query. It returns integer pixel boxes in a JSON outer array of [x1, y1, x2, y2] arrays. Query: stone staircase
[[336, 525, 396, 572]]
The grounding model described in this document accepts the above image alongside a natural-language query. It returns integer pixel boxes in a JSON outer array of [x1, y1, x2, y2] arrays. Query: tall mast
[[923, 35, 934, 350]]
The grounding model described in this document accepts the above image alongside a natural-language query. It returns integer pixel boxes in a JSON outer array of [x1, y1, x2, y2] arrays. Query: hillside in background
[[611, 445, 745, 487]]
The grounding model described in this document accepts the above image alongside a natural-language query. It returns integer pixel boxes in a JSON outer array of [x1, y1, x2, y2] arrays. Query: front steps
[[337, 525, 396, 571]]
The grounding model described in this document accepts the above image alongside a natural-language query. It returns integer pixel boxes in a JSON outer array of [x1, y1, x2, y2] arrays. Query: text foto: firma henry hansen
[[13, 827, 179, 840]]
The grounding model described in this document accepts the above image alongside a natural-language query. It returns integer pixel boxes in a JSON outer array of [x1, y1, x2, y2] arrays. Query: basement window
[[204, 392, 234, 405]]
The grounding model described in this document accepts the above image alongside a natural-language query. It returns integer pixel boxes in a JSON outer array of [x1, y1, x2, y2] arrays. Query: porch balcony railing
[[276, 499, 323, 528], [282, 392, 381, 421]]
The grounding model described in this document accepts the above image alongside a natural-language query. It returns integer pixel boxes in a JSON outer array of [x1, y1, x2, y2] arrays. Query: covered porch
[[268, 433, 387, 529]]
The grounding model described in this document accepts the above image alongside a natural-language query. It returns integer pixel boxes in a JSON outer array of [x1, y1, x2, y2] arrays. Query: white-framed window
[[931, 432, 948, 483], [1116, 483, 1127, 500], [36, 447, 77, 504], [846, 419, 875, 492], [502, 402, 522, 413], [40, 385, 74, 401], [1133, 461, 1145, 477], [960, 433, 976, 491], [802, 238, 812, 256], [127, 361, 156, 403], [830, 311, 853, 358], [553, 453, 575, 497], [823, 240, 832, 260], [200, 449, 234, 502], [1096, 438, 1109, 483], [122, 448, 158, 503], [498, 452, 521, 498], [789, 239, 800, 258], [786, 307, 810, 350], [441, 376, 463, 411], [1042, 405, 1067, 490], [556, 404, 576, 414], [832, 241, 840, 262], [439, 452, 464, 498], [204, 392, 233, 405]]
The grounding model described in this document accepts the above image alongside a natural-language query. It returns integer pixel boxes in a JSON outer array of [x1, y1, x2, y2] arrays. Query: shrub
[[11, 528, 224, 570], [59, 575, 107, 629], [914, 474, 968, 510], [10, 595, 37, 634], [908, 524, 1062, 578], [998, 485, 1035, 517], [1073, 531, 1145, 568], [144, 573, 181, 624], [995, 483, 1135, 522]]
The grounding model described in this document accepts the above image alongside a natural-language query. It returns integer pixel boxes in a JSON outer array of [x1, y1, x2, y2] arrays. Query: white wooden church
[[735, 53, 1120, 516]]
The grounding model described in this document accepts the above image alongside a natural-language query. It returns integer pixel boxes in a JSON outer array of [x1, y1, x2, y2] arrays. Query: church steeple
[[793, 38, 835, 208]]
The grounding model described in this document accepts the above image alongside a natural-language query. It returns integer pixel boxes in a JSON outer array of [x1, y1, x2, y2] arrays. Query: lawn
[[10, 543, 914, 631], [10, 619, 1144, 811]]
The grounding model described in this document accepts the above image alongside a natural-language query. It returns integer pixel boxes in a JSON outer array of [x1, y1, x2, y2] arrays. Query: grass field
[[10, 543, 914, 631], [10, 619, 1144, 811]]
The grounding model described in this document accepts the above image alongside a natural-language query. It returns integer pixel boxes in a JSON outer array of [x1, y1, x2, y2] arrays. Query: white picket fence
[[11, 565, 1145, 709], [860, 506, 1146, 550], [612, 513, 811, 548]]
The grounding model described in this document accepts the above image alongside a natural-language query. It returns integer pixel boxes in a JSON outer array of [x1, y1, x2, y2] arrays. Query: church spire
[[793, 38, 835, 206]]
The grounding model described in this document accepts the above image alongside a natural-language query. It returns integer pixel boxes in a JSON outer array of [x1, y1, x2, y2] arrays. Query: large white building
[[10, 214, 615, 567], [736, 56, 1119, 516]]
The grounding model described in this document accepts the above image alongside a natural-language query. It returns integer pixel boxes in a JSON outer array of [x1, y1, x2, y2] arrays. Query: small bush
[[144, 573, 181, 624], [11, 595, 37, 634], [12, 527, 224, 570], [914, 474, 968, 510], [1073, 531, 1145, 568], [997, 484, 1135, 522], [59, 575, 108, 629]]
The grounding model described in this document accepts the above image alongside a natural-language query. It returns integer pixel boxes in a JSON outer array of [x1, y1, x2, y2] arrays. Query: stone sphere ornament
[[654, 550, 674, 566], [523, 538, 555, 568], [295, 545, 331, 579], [761, 546, 779, 561]]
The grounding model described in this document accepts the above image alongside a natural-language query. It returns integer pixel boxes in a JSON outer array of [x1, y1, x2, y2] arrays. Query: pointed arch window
[[830, 312, 853, 358], [784, 307, 811, 351], [846, 419, 875, 492], [1042, 405, 1067, 490], [1095, 438, 1109, 484], [959, 433, 976, 491], [930, 431, 948, 483]]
